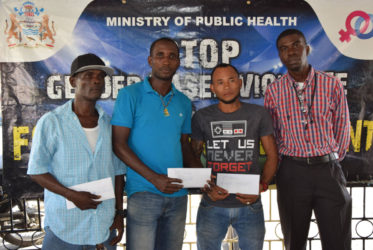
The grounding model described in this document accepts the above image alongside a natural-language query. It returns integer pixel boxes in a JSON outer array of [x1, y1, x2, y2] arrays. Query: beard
[[288, 63, 302, 72], [152, 70, 176, 82], [217, 93, 240, 104]]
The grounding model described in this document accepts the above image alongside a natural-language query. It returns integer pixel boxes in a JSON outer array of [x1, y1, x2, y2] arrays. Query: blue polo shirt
[[111, 77, 192, 197]]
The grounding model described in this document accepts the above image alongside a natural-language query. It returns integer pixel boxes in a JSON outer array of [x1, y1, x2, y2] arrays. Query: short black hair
[[211, 63, 239, 81], [276, 29, 307, 49], [149, 37, 180, 56]]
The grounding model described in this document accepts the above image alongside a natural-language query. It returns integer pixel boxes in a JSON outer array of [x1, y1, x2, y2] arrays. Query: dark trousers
[[276, 157, 352, 250]]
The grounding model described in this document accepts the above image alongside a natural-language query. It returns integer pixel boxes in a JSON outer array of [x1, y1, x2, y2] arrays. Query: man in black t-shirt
[[191, 63, 278, 250]]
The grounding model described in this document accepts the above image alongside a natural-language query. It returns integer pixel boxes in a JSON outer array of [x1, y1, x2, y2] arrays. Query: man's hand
[[67, 190, 102, 210], [109, 214, 124, 245], [236, 193, 259, 205], [202, 179, 229, 201], [235, 180, 264, 205], [152, 174, 184, 194]]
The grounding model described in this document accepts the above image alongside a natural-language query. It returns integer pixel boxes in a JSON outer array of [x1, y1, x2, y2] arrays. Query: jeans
[[126, 191, 187, 250], [42, 226, 117, 250], [197, 198, 265, 250]]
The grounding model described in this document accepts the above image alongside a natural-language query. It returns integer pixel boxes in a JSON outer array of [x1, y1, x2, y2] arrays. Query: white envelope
[[167, 168, 211, 188], [217, 173, 260, 195], [66, 177, 115, 209]]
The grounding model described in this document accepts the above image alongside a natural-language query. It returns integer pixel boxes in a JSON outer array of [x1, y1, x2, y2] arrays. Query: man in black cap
[[28, 53, 126, 250]]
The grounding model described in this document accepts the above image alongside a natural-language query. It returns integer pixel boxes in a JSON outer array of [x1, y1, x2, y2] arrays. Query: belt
[[283, 153, 338, 165]]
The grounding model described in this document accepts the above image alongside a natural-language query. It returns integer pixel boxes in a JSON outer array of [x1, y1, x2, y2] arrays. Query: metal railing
[[0, 184, 372, 249], [0, 190, 44, 250]]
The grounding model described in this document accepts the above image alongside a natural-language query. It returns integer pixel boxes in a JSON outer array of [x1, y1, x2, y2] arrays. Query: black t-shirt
[[192, 102, 274, 207]]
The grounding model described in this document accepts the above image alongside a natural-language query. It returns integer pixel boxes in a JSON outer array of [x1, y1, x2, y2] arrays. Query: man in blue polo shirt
[[111, 37, 196, 250]]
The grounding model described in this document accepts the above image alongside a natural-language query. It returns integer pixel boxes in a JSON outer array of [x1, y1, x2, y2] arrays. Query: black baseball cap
[[70, 53, 114, 76]]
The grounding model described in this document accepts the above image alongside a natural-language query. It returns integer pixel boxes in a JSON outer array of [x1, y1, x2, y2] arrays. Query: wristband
[[115, 209, 126, 217], [260, 181, 268, 192]]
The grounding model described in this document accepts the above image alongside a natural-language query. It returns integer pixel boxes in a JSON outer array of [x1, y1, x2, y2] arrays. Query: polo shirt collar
[[143, 76, 176, 97]]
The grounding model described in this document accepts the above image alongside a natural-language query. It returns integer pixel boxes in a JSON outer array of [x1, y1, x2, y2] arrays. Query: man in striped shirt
[[264, 29, 351, 250]]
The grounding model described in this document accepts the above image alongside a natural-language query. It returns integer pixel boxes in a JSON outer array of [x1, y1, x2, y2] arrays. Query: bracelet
[[260, 181, 268, 192], [115, 209, 126, 217]]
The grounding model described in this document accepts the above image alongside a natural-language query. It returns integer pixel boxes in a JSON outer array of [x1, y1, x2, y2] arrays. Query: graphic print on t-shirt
[[211, 120, 246, 138], [207, 120, 254, 174]]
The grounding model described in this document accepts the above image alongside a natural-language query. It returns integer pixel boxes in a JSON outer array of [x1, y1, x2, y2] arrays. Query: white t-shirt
[[83, 125, 99, 152], [297, 82, 305, 90]]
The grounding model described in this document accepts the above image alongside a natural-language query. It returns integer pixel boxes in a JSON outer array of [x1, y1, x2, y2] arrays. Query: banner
[[1, 0, 372, 198], [305, 0, 373, 60]]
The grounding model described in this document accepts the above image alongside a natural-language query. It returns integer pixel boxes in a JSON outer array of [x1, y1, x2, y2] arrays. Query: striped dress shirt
[[264, 67, 350, 160]]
